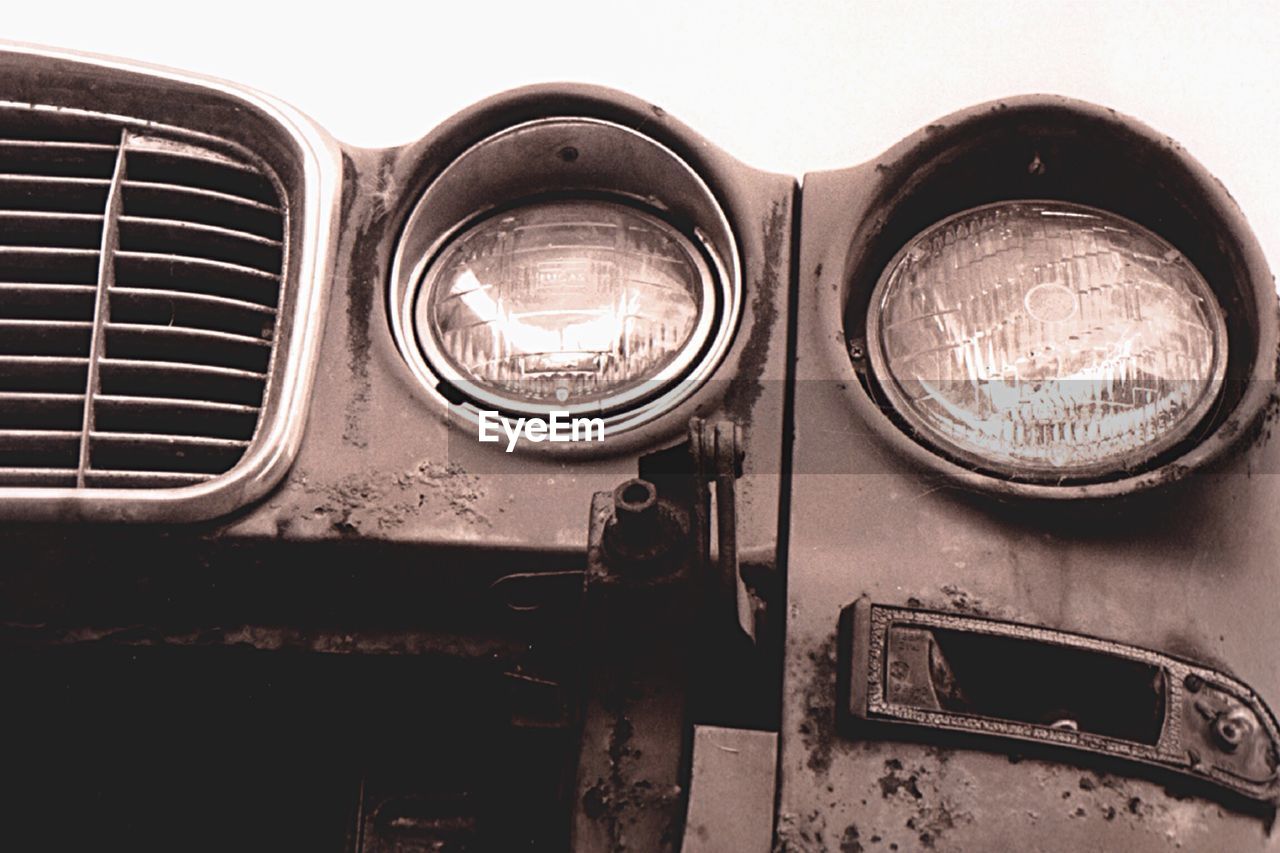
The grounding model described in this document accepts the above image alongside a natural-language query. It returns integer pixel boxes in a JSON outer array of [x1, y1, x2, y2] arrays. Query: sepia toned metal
[[1, 42, 1278, 853], [0, 44, 341, 521], [843, 601, 1280, 804], [782, 95, 1280, 851]]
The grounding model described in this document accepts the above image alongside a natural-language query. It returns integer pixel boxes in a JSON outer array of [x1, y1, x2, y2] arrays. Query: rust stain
[[877, 759, 923, 800], [797, 633, 839, 777], [861, 750, 973, 851], [341, 154, 396, 450], [5, 622, 517, 658], [724, 198, 788, 428], [300, 472, 406, 536], [773, 809, 830, 853], [839, 823, 863, 852]]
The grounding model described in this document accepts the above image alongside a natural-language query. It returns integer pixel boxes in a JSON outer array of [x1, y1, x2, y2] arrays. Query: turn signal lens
[[867, 201, 1227, 479], [416, 200, 714, 414]]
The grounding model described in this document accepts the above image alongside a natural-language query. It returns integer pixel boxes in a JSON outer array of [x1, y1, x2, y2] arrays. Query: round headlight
[[390, 115, 741, 434], [415, 200, 716, 415], [867, 200, 1228, 480]]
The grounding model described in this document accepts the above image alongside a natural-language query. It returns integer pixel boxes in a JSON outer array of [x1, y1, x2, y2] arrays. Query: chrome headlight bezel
[[389, 117, 741, 437]]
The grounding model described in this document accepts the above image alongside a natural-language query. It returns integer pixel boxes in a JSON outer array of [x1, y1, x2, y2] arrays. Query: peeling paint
[[287, 459, 490, 536]]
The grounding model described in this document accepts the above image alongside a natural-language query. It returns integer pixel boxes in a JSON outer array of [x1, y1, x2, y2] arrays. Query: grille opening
[[98, 359, 265, 407], [0, 110, 131, 144], [94, 396, 258, 441], [0, 356, 87, 392], [105, 324, 272, 373], [109, 288, 276, 339], [0, 393, 83, 430], [0, 106, 285, 491], [0, 431, 78, 468], [123, 182, 283, 240], [0, 248, 99, 283], [125, 147, 279, 206], [0, 176, 111, 213], [0, 140, 118, 178], [90, 433, 248, 475], [0, 320, 92, 356], [0, 283, 96, 320], [115, 251, 281, 306], [0, 212, 103, 248], [118, 217, 282, 272]]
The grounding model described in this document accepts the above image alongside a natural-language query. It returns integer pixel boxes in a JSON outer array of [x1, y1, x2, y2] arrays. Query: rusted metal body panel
[[0, 82, 793, 656], [781, 97, 1280, 851], [0, 58, 794, 851], [222, 86, 794, 566]]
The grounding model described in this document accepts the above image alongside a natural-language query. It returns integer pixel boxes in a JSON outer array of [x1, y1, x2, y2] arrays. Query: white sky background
[[4, 0, 1279, 271]]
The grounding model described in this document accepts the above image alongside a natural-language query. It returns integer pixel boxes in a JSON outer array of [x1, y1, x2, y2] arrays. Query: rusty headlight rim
[[829, 94, 1277, 500]]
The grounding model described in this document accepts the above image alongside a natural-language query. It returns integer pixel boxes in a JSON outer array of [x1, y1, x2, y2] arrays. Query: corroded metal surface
[[844, 601, 1280, 804], [782, 96, 1280, 851]]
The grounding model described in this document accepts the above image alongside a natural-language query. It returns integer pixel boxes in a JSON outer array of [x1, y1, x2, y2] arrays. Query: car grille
[[0, 104, 286, 489]]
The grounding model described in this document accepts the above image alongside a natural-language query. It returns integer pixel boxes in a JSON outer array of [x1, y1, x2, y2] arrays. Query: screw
[[1184, 674, 1203, 693], [1211, 713, 1247, 753]]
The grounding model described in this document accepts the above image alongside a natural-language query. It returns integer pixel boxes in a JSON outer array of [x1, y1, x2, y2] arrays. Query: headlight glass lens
[[416, 200, 714, 413], [868, 201, 1227, 479]]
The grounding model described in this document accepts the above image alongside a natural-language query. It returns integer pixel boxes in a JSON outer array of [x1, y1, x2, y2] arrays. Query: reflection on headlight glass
[[419, 200, 710, 411], [870, 201, 1227, 478]]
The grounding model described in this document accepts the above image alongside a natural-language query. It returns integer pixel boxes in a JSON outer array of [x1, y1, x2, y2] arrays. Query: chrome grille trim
[[0, 43, 339, 522], [76, 128, 126, 485]]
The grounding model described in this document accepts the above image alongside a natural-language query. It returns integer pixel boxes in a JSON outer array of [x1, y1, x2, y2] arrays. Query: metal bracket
[[569, 418, 749, 852], [689, 417, 745, 609]]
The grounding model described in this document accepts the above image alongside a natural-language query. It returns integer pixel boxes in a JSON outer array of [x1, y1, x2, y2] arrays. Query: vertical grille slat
[[74, 127, 127, 485], [0, 107, 286, 490]]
